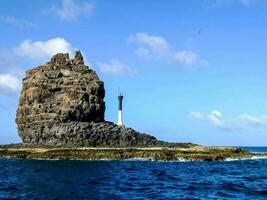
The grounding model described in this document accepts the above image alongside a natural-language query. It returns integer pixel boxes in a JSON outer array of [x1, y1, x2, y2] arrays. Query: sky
[[1, 0, 267, 146]]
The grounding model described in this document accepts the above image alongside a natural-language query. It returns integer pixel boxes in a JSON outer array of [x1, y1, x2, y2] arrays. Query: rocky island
[[0, 51, 265, 161], [15, 51, 160, 147]]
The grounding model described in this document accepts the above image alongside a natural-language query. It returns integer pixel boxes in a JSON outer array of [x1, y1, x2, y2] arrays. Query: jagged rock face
[[16, 52, 105, 139], [17, 51, 105, 123], [16, 51, 159, 147]]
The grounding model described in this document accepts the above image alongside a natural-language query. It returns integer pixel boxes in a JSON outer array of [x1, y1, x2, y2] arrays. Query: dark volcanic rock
[[20, 121, 158, 147], [16, 51, 159, 147]]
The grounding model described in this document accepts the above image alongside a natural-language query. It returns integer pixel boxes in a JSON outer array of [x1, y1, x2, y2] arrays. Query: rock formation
[[16, 51, 159, 147]]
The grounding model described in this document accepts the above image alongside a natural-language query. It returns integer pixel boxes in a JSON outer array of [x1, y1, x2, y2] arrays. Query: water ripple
[[0, 158, 267, 199]]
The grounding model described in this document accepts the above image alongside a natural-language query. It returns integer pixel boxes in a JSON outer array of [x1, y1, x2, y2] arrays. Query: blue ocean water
[[239, 146, 267, 153], [0, 147, 266, 200]]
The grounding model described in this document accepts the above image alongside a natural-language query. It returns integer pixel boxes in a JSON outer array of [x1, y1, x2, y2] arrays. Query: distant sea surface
[[1, 147, 267, 200], [238, 146, 267, 153]]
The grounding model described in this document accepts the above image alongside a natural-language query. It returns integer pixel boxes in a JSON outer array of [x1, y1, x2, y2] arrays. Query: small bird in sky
[[198, 28, 203, 34]]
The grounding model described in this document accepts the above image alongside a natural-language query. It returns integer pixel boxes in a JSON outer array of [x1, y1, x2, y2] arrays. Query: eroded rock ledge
[[0, 145, 262, 161], [16, 51, 163, 147]]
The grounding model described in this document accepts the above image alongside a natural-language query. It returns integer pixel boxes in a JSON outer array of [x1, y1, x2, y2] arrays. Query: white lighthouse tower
[[117, 93, 123, 127]]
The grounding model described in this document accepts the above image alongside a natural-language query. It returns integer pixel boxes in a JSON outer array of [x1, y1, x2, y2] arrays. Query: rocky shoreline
[[0, 145, 265, 161]]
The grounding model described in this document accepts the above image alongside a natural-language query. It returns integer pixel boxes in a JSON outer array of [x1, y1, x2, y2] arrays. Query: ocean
[[0, 147, 267, 199]]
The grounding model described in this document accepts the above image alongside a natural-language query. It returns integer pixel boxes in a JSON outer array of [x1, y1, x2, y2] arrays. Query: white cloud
[[0, 37, 76, 95], [129, 33, 170, 59], [0, 37, 76, 74], [188, 110, 267, 131], [14, 37, 74, 60], [208, 110, 223, 126], [0, 16, 37, 28], [188, 112, 205, 120], [48, 0, 94, 21], [189, 110, 224, 127], [97, 59, 137, 75], [0, 73, 21, 96], [128, 33, 207, 66], [239, 113, 267, 126], [174, 51, 199, 65]]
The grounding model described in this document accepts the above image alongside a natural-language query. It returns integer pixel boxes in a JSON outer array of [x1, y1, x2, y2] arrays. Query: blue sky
[[1, 0, 267, 146]]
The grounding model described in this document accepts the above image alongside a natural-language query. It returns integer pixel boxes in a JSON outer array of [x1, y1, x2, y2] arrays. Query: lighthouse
[[117, 93, 123, 127]]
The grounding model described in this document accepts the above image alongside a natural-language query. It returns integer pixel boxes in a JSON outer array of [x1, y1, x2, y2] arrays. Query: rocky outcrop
[[18, 121, 158, 147], [16, 51, 159, 147]]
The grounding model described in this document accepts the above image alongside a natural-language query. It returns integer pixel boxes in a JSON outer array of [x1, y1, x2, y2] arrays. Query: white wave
[[225, 156, 267, 162], [124, 157, 155, 161]]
